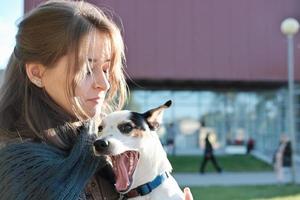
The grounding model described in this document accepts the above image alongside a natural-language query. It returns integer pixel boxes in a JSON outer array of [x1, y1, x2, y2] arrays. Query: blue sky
[[0, 0, 23, 69]]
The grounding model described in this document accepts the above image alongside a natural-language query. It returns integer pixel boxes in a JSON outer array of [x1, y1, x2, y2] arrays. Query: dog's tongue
[[114, 153, 130, 191]]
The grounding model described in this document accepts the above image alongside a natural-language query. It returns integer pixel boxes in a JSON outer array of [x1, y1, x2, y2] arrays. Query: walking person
[[246, 137, 255, 154], [200, 133, 222, 174], [274, 134, 292, 183]]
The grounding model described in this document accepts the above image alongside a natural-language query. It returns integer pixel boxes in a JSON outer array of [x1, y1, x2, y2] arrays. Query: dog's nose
[[94, 139, 110, 152]]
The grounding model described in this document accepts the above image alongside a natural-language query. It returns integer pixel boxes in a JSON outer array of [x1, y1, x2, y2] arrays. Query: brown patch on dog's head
[[115, 116, 147, 137], [96, 100, 172, 139], [130, 129, 145, 137], [118, 100, 172, 135]]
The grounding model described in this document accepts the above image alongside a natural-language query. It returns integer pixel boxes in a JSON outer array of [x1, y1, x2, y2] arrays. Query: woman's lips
[[87, 97, 103, 104]]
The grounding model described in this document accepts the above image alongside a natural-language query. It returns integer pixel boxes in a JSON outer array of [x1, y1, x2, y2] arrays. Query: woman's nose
[[93, 71, 110, 91]]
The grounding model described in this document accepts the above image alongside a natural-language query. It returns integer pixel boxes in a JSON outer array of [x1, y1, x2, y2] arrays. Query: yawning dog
[[93, 100, 184, 199]]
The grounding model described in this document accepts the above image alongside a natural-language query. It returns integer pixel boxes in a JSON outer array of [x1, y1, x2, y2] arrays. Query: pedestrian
[[246, 137, 255, 154], [200, 133, 222, 173], [274, 134, 292, 183], [0, 1, 193, 199]]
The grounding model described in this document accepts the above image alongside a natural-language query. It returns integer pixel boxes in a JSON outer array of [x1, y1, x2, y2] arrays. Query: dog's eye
[[118, 123, 133, 134], [98, 125, 103, 132]]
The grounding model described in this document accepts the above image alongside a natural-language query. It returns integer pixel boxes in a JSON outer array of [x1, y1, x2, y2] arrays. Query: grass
[[169, 155, 298, 200], [168, 155, 273, 173], [188, 185, 300, 200]]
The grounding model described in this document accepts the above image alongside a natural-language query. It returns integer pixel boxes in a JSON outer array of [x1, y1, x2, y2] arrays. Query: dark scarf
[[0, 125, 104, 200]]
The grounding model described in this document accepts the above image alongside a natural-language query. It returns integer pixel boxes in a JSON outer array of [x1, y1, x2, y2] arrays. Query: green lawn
[[188, 185, 300, 200], [168, 155, 273, 173]]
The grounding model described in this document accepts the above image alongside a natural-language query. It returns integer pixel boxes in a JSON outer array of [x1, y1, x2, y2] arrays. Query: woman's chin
[[86, 106, 102, 118]]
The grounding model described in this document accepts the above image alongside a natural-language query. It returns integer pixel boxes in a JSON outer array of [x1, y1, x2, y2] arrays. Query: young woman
[[0, 1, 193, 199]]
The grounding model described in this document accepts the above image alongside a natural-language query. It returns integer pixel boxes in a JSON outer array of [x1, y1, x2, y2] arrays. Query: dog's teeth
[[129, 157, 134, 174], [107, 156, 112, 165]]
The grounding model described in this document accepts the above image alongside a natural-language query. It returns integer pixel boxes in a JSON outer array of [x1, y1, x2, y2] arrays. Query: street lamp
[[281, 18, 299, 184]]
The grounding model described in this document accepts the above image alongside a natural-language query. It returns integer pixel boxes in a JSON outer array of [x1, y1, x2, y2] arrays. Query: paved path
[[173, 171, 300, 187], [173, 153, 300, 187]]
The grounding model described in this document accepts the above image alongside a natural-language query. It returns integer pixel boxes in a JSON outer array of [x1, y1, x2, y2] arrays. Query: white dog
[[93, 100, 184, 200]]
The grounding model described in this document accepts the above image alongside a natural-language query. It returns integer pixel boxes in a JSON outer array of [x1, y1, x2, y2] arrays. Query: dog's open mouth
[[110, 150, 139, 192]]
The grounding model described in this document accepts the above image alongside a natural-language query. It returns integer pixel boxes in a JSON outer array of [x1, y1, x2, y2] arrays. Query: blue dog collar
[[124, 171, 170, 198]]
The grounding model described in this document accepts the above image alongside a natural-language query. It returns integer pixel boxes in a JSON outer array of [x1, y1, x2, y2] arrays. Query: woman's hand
[[183, 187, 193, 200]]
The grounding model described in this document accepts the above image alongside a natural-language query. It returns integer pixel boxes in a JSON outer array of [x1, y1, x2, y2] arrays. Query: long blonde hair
[[0, 0, 128, 146]]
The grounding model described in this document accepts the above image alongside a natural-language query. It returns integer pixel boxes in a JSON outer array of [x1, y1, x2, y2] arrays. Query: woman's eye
[[102, 61, 110, 74], [85, 65, 92, 76], [118, 123, 133, 134], [103, 66, 110, 74]]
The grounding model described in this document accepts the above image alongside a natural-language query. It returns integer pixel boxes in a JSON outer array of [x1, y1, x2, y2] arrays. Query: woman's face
[[41, 30, 111, 118]]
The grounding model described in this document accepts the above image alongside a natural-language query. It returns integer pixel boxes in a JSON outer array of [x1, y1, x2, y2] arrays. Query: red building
[[25, 0, 300, 88]]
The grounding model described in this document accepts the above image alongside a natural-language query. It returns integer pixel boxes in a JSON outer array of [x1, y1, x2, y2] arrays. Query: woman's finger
[[183, 187, 193, 200]]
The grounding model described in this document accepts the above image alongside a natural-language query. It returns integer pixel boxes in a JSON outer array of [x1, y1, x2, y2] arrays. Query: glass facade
[[126, 88, 300, 157]]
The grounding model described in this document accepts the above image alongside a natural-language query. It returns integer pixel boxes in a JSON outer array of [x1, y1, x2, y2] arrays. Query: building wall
[[25, 0, 300, 83]]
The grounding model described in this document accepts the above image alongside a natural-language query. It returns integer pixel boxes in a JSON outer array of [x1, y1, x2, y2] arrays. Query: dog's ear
[[143, 100, 172, 131]]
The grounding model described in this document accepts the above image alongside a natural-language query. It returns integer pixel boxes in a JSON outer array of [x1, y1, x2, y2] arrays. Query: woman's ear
[[25, 63, 46, 88]]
